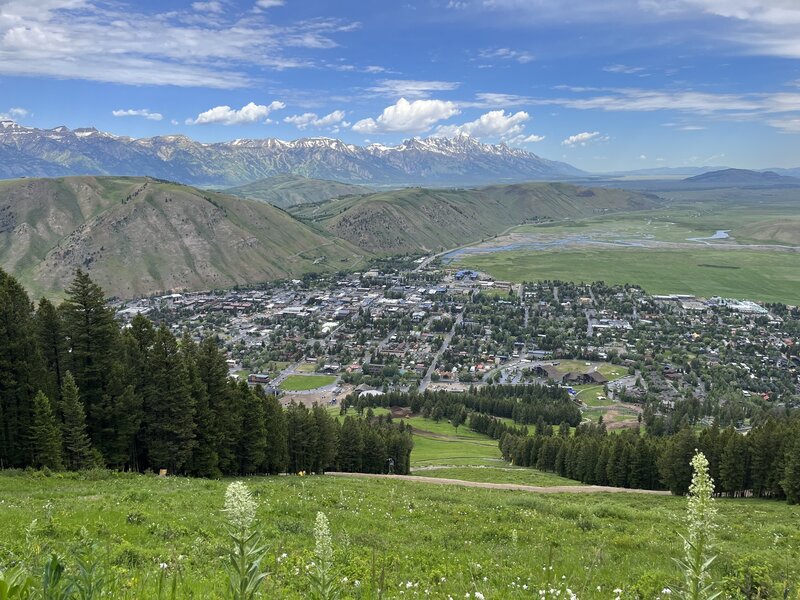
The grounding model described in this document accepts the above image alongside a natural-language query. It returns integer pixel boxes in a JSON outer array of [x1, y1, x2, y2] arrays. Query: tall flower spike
[[314, 511, 333, 565], [223, 481, 257, 530]]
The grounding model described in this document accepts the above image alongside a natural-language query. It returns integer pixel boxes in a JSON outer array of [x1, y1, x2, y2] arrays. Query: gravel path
[[325, 472, 670, 495]]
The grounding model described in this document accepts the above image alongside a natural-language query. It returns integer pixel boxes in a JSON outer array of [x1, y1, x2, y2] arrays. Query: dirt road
[[325, 472, 670, 495]]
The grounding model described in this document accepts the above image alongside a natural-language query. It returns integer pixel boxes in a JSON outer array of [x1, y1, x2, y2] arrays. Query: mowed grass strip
[[411, 465, 582, 487], [458, 248, 800, 304], [279, 374, 337, 391]]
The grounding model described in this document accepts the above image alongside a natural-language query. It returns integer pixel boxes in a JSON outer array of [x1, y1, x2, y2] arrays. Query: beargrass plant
[[673, 451, 720, 600], [308, 512, 340, 600], [222, 481, 267, 600]]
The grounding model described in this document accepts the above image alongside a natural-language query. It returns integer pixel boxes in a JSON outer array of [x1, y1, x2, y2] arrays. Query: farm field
[[279, 374, 337, 391], [1, 470, 797, 598], [458, 247, 800, 304]]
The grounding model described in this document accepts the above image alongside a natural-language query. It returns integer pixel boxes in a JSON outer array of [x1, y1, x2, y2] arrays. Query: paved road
[[419, 309, 464, 392], [325, 472, 670, 495]]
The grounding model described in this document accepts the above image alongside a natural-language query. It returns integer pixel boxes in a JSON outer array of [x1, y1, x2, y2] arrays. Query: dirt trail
[[325, 472, 670, 495]]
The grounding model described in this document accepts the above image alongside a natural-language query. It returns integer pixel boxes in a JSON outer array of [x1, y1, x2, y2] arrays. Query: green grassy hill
[[0, 176, 365, 298], [225, 174, 372, 208], [294, 182, 660, 254]]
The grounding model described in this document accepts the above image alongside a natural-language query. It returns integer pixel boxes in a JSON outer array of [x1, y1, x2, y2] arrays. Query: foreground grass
[[0, 471, 797, 598], [459, 248, 800, 304]]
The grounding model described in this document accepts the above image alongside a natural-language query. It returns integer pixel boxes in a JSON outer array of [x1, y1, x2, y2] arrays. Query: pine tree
[[337, 416, 363, 472], [182, 334, 220, 478], [361, 427, 386, 473], [0, 269, 45, 467], [781, 433, 800, 505], [59, 372, 95, 470], [312, 404, 337, 474], [263, 393, 289, 474], [62, 269, 119, 457], [196, 338, 239, 474], [35, 298, 67, 402], [238, 383, 267, 474], [31, 391, 64, 470], [143, 325, 196, 474]]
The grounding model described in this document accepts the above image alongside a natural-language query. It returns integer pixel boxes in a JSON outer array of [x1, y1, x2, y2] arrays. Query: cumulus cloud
[[562, 131, 604, 146], [284, 110, 347, 129], [112, 108, 163, 121], [435, 110, 530, 138], [479, 47, 535, 64], [352, 98, 460, 134], [517, 133, 545, 142], [368, 79, 460, 99], [0, 107, 29, 120], [186, 101, 285, 125]]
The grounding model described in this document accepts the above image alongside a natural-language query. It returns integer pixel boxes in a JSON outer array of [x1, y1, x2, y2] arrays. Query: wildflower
[[314, 512, 333, 564], [223, 481, 257, 530], [475, 593, 485, 600]]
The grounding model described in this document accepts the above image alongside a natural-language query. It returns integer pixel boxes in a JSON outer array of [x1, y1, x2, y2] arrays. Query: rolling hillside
[[225, 174, 372, 208], [0, 176, 364, 298], [294, 183, 661, 253]]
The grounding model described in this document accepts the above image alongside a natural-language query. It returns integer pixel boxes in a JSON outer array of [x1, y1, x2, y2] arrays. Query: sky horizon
[[1, 0, 799, 172]]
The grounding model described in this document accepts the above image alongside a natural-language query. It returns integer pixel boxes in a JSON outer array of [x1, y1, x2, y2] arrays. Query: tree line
[[342, 383, 581, 427], [500, 418, 800, 503], [0, 269, 412, 476]]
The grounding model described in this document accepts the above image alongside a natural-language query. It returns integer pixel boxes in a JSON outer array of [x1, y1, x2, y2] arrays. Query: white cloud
[[191, 1, 223, 12], [562, 131, 604, 146], [368, 79, 460, 99], [0, 1, 357, 88], [768, 117, 800, 133], [186, 101, 285, 125], [255, 0, 284, 7], [352, 98, 460, 134], [435, 110, 530, 138], [639, 154, 647, 159], [518, 133, 545, 142], [479, 47, 535, 64], [603, 64, 645, 74], [284, 110, 347, 129], [0, 107, 29, 120], [112, 108, 163, 121]]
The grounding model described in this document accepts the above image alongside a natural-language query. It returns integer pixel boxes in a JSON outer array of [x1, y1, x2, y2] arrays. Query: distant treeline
[[0, 269, 411, 476], [343, 384, 581, 426], [501, 419, 800, 503]]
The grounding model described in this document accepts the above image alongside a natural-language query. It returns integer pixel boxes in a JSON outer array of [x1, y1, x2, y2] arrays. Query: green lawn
[[459, 248, 800, 304], [0, 471, 797, 598], [279, 374, 337, 391]]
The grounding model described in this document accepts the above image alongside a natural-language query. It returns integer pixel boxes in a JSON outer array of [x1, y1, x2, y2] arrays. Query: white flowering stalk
[[223, 482, 267, 600], [309, 511, 340, 600], [224, 481, 258, 531], [673, 451, 720, 600]]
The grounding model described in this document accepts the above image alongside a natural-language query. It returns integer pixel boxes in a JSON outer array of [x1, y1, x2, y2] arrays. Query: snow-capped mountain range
[[0, 120, 585, 186]]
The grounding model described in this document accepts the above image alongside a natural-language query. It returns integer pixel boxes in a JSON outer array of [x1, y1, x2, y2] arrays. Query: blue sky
[[1, 0, 799, 171]]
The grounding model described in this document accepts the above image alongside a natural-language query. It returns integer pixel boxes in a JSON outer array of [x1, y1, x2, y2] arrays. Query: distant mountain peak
[[0, 122, 586, 186]]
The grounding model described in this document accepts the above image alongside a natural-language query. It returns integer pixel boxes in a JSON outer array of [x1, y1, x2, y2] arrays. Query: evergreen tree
[[62, 269, 119, 457], [59, 372, 95, 470], [196, 338, 239, 473], [337, 416, 363, 472], [781, 434, 800, 505], [0, 269, 45, 467], [658, 427, 696, 495], [30, 391, 64, 470], [238, 383, 267, 474], [35, 298, 67, 402], [263, 393, 289, 474], [312, 404, 337, 474], [182, 334, 220, 478], [143, 325, 196, 473]]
